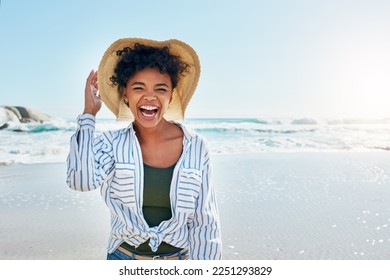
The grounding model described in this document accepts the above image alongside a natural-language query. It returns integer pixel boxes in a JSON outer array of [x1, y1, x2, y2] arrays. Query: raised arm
[[66, 71, 114, 191]]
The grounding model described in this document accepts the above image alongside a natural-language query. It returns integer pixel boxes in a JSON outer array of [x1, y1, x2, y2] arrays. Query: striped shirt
[[66, 114, 222, 260]]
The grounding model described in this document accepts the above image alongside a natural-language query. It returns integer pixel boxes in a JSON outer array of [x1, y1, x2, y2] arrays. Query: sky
[[0, 0, 389, 120]]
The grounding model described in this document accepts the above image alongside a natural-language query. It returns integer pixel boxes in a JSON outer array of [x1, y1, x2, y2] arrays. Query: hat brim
[[98, 38, 200, 122]]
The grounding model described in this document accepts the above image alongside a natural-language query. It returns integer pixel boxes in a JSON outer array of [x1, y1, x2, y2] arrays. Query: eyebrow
[[130, 82, 169, 88], [130, 82, 145, 86], [155, 83, 169, 88]]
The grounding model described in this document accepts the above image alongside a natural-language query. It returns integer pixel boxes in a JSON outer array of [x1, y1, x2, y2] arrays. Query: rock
[[0, 106, 53, 130]]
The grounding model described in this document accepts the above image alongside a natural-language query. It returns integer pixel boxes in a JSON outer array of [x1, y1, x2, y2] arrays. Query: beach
[[1, 152, 390, 260]]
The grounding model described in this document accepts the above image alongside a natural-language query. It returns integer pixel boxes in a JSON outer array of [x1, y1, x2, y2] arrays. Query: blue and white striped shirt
[[66, 114, 222, 259]]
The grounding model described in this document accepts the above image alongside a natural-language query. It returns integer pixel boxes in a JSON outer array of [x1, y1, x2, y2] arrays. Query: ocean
[[1, 117, 390, 260], [0, 117, 389, 165]]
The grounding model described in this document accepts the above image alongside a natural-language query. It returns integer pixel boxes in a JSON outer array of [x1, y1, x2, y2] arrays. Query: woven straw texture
[[98, 38, 200, 122]]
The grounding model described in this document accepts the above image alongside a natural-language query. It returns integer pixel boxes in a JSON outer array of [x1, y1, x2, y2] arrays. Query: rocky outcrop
[[0, 106, 53, 130]]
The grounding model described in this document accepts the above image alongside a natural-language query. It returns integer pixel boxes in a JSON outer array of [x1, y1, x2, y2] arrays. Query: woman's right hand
[[83, 70, 102, 116]]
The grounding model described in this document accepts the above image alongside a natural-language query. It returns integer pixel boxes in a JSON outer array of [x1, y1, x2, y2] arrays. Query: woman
[[66, 38, 222, 260]]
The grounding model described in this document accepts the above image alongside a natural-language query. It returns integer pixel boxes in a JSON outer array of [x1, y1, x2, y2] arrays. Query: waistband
[[117, 246, 189, 260]]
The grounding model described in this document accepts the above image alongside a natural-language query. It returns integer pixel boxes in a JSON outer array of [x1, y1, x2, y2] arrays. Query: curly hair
[[110, 43, 189, 92]]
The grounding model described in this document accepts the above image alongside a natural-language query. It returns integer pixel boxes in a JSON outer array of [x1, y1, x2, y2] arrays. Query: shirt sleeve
[[66, 114, 115, 192], [188, 142, 223, 260]]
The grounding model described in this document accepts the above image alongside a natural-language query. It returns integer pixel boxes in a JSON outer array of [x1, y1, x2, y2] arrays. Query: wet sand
[[1, 152, 390, 259]]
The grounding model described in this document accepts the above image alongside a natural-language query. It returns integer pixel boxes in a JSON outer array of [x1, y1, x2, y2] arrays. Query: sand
[[1, 152, 390, 260]]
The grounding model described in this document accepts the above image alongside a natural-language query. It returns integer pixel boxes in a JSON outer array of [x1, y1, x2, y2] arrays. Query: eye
[[156, 88, 168, 93], [132, 87, 144, 91]]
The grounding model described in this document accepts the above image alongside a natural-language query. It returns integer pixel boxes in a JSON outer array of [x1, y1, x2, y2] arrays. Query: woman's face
[[123, 67, 173, 129]]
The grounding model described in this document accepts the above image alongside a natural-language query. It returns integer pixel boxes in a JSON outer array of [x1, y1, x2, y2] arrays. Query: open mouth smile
[[139, 105, 159, 118]]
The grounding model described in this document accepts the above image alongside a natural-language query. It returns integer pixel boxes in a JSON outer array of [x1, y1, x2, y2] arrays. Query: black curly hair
[[110, 43, 189, 93]]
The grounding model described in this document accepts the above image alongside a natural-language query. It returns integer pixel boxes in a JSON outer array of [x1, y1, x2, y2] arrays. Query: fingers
[[86, 70, 99, 95], [91, 70, 98, 86], [90, 84, 98, 96], [94, 71, 99, 91], [87, 69, 95, 83], [83, 70, 102, 116], [87, 69, 97, 83]]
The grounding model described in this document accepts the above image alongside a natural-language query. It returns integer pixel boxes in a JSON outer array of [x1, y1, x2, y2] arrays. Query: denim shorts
[[107, 248, 135, 260], [107, 248, 188, 260]]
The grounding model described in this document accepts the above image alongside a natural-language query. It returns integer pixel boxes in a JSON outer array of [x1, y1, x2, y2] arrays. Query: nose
[[144, 90, 156, 101]]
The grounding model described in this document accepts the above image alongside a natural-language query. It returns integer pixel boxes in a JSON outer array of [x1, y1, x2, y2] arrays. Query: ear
[[122, 88, 129, 106]]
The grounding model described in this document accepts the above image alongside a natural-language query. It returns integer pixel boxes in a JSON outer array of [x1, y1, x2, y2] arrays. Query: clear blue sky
[[1, 0, 389, 119]]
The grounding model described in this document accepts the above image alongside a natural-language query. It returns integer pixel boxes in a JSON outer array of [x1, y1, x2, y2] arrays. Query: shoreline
[[1, 152, 390, 259]]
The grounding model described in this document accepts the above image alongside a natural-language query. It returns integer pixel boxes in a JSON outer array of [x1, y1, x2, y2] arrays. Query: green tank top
[[120, 163, 181, 255]]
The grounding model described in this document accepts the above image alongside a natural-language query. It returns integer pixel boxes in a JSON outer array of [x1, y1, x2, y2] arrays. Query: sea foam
[[0, 117, 389, 165]]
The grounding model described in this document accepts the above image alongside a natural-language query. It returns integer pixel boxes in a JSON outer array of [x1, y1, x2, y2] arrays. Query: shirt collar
[[121, 121, 197, 142]]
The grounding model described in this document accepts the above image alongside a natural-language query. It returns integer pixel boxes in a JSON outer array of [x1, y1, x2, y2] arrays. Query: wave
[[0, 120, 76, 133], [291, 118, 318, 125], [2, 117, 388, 133], [0, 118, 128, 133], [193, 127, 317, 135], [1, 117, 389, 165], [187, 117, 390, 127], [186, 118, 274, 124]]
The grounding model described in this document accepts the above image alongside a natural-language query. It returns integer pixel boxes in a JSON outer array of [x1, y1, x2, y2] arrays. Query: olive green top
[[120, 163, 181, 255]]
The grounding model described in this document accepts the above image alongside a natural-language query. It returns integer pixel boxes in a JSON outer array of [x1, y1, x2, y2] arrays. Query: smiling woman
[[123, 68, 173, 128], [66, 38, 222, 260], [100, 39, 198, 122]]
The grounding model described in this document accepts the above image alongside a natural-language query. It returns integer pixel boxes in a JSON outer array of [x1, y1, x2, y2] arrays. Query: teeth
[[140, 105, 158, 110], [141, 111, 156, 117]]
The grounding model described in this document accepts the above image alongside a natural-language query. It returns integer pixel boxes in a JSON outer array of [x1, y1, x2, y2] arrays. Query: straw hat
[[98, 38, 200, 122]]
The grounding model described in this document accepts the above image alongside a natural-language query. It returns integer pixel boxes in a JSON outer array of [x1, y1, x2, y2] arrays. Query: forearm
[[66, 114, 100, 191]]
